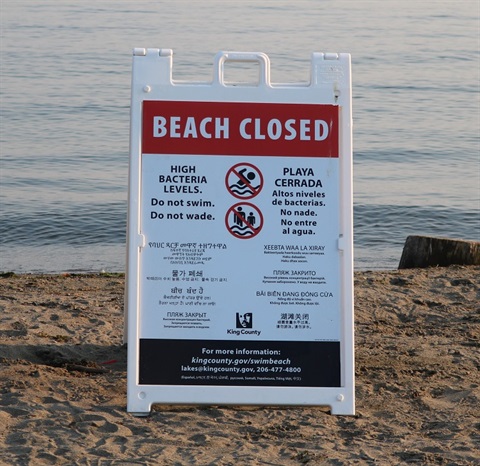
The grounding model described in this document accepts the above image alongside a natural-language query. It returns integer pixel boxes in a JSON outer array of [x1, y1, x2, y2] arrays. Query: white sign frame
[[126, 49, 354, 415]]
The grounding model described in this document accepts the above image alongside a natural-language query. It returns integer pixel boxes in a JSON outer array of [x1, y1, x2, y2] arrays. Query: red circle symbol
[[225, 163, 263, 199], [225, 202, 263, 239]]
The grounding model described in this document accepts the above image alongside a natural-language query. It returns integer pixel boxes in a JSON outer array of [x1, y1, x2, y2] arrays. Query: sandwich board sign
[[126, 49, 354, 415]]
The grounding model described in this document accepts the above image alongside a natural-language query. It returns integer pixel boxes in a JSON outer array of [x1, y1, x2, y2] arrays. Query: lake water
[[1, 0, 479, 273]]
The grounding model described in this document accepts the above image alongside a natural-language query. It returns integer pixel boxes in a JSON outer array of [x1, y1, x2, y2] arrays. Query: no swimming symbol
[[225, 162, 263, 199], [225, 202, 263, 239]]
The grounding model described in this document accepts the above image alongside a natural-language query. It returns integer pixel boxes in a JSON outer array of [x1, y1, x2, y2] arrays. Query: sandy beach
[[0, 266, 478, 465]]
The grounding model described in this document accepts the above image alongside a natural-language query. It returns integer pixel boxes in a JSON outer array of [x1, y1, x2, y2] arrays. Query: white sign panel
[[126, 50, 354, 415]]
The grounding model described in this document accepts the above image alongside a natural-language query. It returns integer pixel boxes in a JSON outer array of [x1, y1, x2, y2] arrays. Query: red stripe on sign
[[142, 101, 339, 157]]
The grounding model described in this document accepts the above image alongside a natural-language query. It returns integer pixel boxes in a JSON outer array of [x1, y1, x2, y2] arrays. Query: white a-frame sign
[[126, 49, 354, 415]]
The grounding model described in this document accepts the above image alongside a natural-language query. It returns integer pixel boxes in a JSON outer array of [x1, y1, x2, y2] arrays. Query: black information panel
[[139, 339, 340, 387]]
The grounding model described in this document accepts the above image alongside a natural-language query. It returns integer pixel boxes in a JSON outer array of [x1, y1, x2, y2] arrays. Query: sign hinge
[[137, 234, 146, 249]]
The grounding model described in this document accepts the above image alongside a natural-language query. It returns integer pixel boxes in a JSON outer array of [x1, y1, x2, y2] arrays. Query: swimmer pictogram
[[225, 202, 263, 239], [225, 162, 263, 199]]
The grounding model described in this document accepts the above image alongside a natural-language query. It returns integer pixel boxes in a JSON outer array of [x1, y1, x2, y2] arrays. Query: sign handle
[[213, 51, 271, 87]]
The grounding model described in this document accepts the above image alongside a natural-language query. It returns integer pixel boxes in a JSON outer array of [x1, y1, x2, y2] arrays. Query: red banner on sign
[[142, 101, 339, 157]]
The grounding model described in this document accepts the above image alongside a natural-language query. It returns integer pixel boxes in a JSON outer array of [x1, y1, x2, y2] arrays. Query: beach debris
[[399, 235, 480, 269]]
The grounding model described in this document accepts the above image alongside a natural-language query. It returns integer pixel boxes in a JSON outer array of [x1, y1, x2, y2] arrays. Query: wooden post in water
[[398, 235, 480, 269]]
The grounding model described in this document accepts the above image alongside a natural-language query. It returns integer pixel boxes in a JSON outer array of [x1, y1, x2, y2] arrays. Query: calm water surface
[[1, 0, 479, 272]]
